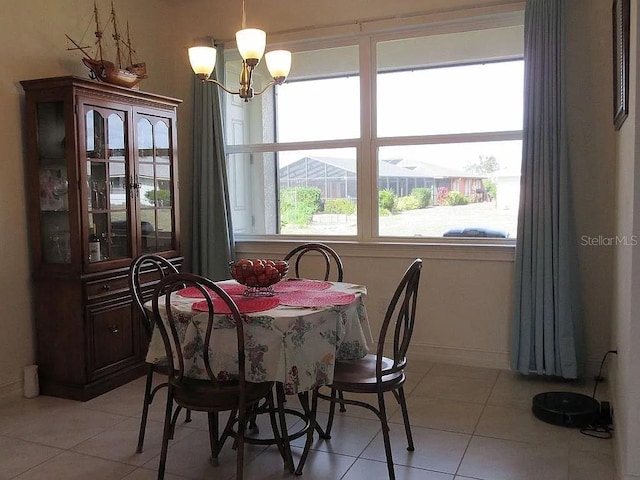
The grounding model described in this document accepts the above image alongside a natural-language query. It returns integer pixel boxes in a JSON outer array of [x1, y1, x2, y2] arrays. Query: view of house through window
[[223, 22, 524, 240], [376, 140, 521, 238]]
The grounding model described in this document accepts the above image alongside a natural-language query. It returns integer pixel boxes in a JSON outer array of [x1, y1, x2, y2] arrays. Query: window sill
[[235, 238, 516, 262]]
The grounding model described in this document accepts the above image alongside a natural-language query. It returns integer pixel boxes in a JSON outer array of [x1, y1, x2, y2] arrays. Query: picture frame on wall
[[613, 0, 630, 130]]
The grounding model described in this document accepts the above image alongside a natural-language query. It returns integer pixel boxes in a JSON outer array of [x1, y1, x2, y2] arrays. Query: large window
[[224, 20, 524, 241]]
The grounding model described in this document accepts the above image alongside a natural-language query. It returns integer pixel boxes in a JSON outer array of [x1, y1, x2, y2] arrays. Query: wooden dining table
[[145, 278, 373, 395]]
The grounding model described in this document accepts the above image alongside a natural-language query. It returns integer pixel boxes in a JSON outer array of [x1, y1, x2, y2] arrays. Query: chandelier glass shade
[[235, 28, 266, 62], [188, 1, 291, 102]]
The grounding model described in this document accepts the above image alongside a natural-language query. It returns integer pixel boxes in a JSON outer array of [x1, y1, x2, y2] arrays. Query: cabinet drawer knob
[[102, 284, 111, 292], [109, 324, 120, 334]]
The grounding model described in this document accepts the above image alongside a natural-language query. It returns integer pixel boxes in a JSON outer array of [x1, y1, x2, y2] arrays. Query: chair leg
[[207, 412, 220, 465], [185, 409, 192, 423], [264, 392, 284, 459], [136, 365, 154, 453], [377, 391, 396, 480], [157, 390, 174, 480], [219, 408, 238, 452], [236, 408, 246, 479], [295, 390, 320, 475], [247, 403, 259, 433], [396, 387, 414, 451], [324, 387, 338, 438], [275, 384, 295, 473], [169, 406, 184, 439], [338, 391, 347, 412]]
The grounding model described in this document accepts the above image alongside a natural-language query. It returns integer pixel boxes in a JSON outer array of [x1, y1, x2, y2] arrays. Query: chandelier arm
[[253, 80, 277, 97], [204, 78, 240, 96]]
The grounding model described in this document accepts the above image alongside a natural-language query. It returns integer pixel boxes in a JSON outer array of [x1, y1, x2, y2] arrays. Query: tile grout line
[[451, 368, 502, 478]]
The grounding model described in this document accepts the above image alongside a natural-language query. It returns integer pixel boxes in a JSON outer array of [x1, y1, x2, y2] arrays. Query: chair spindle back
[[284, 242, 344, 282]]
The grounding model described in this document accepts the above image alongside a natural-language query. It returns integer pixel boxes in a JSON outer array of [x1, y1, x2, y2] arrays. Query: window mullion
[[226, 138, 360, 155], [358, 35, 374, 241], [376, 130, 523, 148]]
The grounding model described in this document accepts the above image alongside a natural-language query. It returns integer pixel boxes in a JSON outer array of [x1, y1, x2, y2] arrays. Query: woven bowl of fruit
[[229, 259, 289, 297]]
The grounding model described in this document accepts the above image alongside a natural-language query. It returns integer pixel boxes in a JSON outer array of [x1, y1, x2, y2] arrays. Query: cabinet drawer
[[84, 260, 181, 303], [88, 301, 139, 377], [85, 276, 130, 301]]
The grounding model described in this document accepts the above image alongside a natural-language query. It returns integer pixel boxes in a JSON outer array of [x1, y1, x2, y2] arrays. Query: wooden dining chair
[[284, 242, 348, 414], [152, 272, 291, 479], [284, 242, 344, 282], [128, 254, 191, 454], [311, 258, 423, 480]]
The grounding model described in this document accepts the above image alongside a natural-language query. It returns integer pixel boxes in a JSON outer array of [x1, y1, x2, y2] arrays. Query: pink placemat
[[276, 290, 356, 308], [273, 279, 332, 292], [192, 296, 280, 314], [177, 282, 245, 298]]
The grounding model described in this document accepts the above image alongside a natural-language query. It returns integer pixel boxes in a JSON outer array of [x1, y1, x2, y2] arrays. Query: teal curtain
[[191, 46, 235, 280], [511, 0, 582, 378]]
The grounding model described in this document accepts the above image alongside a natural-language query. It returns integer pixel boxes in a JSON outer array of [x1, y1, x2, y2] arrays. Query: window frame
[[225, 12, 524, 246]]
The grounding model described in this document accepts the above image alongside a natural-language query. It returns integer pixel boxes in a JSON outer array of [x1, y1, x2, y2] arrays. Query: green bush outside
[[483, 179, 496, 201], [324, 198, 356, 215], [145, 189, 171, 206], [445, 191, 470, 206], [411, 187, 432, 208], [379, 188, 396, 211], [280, 187, 321, 226], [396, 187, 433, 211], [396, 195, 421, 211]]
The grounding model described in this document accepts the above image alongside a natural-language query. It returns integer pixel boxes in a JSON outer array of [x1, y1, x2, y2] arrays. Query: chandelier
[[188, 0, 292, 102]]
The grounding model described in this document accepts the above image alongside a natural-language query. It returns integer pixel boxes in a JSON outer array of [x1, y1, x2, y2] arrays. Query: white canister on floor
[[23, 364, 39, 398]]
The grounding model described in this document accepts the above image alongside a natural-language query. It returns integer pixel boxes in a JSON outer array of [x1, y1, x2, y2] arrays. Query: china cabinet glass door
[[136, 115, 176, 253], [85, 107, 131, 263], [37, 101, 71, 264]]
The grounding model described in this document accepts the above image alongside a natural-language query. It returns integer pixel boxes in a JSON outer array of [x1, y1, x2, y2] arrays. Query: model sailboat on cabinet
[[66, 1, 147, 89]]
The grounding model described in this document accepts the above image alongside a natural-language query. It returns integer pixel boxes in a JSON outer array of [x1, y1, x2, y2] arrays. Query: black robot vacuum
[[532, 391, 601, 427]]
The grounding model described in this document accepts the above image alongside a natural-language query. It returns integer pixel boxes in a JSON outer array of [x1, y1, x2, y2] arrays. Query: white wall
[[238, 242, 515, 369], [495, 175, 520, 212], [612, 0, 640, 477]]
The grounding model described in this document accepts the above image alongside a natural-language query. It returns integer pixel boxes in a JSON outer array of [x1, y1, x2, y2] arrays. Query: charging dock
[[532, 391, 600, 427]]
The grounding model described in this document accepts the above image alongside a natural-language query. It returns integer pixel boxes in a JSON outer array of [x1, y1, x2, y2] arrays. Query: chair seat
[[331, 354, 405, 393], [172, 377, 275, 411]]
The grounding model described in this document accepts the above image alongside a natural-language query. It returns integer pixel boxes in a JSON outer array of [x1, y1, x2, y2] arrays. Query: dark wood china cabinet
[[21, 76, 182, 400]]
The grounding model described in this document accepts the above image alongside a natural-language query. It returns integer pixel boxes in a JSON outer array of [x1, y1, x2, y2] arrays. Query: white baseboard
[[0, 379, 22, 404], [620, 474, 640, 480], [409, 342, 511, 370], [409, 343, 605, 378]]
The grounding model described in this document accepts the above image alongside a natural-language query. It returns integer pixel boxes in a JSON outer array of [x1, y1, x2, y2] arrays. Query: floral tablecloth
[[145, 281, 373, 394]]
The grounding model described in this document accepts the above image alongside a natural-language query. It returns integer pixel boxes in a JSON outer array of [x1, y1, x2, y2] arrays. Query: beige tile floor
[[0, 362, 617, 480]]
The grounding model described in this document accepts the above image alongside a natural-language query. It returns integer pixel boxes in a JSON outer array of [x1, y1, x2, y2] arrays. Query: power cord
[[580, 350, 617, 439], [592, 350, 618, 399]]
